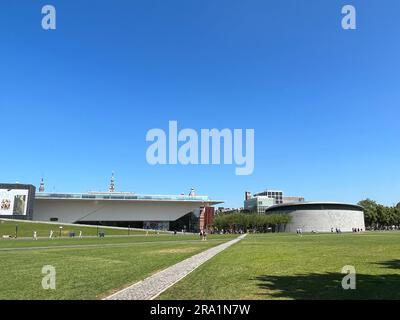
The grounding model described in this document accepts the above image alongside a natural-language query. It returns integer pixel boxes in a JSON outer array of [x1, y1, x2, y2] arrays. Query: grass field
[[3, 229, 400, 300], [158, 232, 400, 300], [0, 219, 160, 238], [0, 233, 235, 300]]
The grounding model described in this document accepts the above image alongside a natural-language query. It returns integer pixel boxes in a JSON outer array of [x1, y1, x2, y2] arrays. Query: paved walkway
[[105, 234, 247, 300]]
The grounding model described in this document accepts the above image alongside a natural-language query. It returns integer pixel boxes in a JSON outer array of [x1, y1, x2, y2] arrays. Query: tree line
[[213, 213, 291, 233], [213, 199, 400, 233], [358, 199, 400, 230]]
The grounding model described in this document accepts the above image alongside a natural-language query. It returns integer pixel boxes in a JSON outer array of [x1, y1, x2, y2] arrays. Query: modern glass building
[[244, 189, 305, 213], [254, 190, 284, 204], [244, 196, 275, 213]]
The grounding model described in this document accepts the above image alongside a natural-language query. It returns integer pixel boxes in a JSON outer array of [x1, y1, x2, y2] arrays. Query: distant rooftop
[[35, 192, 223, 204], [265, 202, 363, 212]]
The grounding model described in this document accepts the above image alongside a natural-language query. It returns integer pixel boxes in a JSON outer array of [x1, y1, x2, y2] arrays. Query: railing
[[35, 192, 211, 201]]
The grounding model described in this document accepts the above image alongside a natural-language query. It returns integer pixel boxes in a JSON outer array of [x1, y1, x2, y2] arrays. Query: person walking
[[33, 231, 38, 240], [49, 230, 53, 239]]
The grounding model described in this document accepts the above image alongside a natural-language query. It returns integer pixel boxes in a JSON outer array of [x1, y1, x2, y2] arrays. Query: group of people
[[32, 230, 83, 240], [331, 227, 342, 233], [296, 228, 303, 235], [214, 229, 245, 235], [199, 230, 207, 241], [352, 227, 363, 232]]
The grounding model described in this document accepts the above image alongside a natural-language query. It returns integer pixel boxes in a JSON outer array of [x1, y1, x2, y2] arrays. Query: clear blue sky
[[1, 1, 400, 207]]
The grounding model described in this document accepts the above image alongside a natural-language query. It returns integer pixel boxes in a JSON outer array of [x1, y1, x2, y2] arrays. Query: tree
[[358, 199, 400, 229], [212, 213, 292, 233], [358, 199, 378, 229]]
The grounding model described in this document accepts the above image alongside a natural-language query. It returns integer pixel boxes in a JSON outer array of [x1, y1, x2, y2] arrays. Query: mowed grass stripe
[[158, 232, 400, 300], [0, 238, 231, 252], [0, 234, 236, 249], [0, 236, 232, 300], [0, 219, 153, 237]]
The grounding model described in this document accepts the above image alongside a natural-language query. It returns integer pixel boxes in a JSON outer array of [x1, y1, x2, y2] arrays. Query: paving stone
[[105, 234, 247, 300]]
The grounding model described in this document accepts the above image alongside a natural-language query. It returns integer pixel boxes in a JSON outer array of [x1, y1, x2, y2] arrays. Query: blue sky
[[1, 0, 400, 207]]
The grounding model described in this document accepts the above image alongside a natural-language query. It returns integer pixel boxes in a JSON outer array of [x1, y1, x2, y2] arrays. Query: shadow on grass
[[375, 259, 400, 270], [255, 272, 400, 299]]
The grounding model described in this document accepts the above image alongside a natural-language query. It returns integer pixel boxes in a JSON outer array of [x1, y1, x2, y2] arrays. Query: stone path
[[105, 234, 247, 300]]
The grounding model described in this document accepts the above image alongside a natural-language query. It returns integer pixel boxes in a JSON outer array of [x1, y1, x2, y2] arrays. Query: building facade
[[33, 192, 222, 231], [244, 196, 275, 213], [0, 184, 36, 220], [244, 189, 305, 212], [254, 190, 284, 204], [265, 202, 365, 233]]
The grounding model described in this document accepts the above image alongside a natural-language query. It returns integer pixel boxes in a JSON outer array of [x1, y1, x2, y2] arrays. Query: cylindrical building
[[265, 202, 365, 233]]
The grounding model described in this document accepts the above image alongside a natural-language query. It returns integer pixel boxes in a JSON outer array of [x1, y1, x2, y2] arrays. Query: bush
[[213, 213, 291, 233]]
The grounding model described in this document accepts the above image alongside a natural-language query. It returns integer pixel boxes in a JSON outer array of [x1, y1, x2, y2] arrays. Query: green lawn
[[0, 234, 235, 300], [0, 219, 159, 238], [0, 233, 235, 249], [4, 231, 399, 300], [158, 232, 400, 300]]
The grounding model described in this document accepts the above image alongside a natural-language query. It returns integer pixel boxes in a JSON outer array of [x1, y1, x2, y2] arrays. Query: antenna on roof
[[39, 177, 45, 192], [109, 171, 115, 193]]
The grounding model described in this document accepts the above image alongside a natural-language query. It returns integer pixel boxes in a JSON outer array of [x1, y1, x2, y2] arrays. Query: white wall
[[33, 199, 205, 223], [285, 209, 365, 233]]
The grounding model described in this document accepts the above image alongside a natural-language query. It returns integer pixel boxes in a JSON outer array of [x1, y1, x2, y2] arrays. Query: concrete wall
[[33, 199, 205, 223], [284, 209, 365, 233]]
